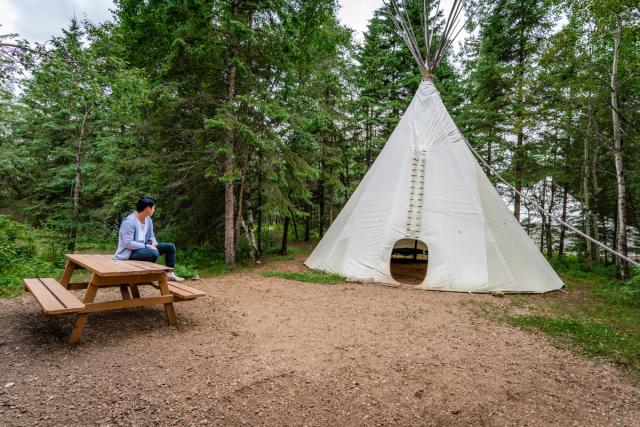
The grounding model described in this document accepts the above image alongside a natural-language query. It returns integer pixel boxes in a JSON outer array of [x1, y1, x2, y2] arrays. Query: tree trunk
[[582, 135, 593, 271], [289, 208, 298, 241], [304, 203, 311, 242], [613, 208, 619, 265], [513, 21, 527, 223], [257, 172, 263, 256], [514, 131, 523, 222], [611, 15, 629, 280], [365, 105, 372, 168], [318, 160, 325, 238], [601, 217, 609, 265], [546, 179, 556, 258], [280, 217, 290, 256], [590, 150, 600, 264], [69, 106, 90, 252], [235, 177, 245, 254], [223, 0, 239, 268], [539, 179, 547, 253], [558, 181, 568, 258], [240, 186, 258, 261]]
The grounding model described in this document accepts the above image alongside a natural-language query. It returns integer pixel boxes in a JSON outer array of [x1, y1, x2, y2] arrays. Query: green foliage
[[261, 270, 345, 284], [174, 263, 198, 280], [176, 246, 228, 277], [0, 215, 62, 297]]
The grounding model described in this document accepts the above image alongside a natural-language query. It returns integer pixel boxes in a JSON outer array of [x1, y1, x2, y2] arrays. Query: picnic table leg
[[119, 285, 132, 300], [158, 275, 177, 326], [129, 283, 141, 299], [67, 277, 99, 344], [60, 260, 76, 289]]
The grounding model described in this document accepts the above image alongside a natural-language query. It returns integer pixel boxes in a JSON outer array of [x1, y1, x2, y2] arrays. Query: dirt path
[[0, 256, 638, 426]]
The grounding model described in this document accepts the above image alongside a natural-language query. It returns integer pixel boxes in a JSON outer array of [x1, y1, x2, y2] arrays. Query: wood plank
[[81, 295, 174, 313], [67, 314, 88, 344], [86, 254, 121, 274], [168, 281, 204, 294], [98, 255, 157, 274], [65, 254, 171, 276], [126, 260, 169, 272], [90, 272, 165, 286], [83, 282, 98, 303], [60, 260, 76, 288], [65, 254, 112, 274], [68, 282, 147, 290], [24, 279, 65, 314], [68, 282, 89, 290], [130, 284, 141, 299], [24, 279, 84, 315], [158, 276, 177, 325], [67, 277, 100, 344], [119, 285, 132, 300], [88, 254, 138, 275], [40, 278, 85, 311], [167, 282, 206, 300]]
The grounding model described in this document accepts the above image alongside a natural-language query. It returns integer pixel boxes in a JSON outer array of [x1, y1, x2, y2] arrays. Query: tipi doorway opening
[[390, 238, 428, 285]]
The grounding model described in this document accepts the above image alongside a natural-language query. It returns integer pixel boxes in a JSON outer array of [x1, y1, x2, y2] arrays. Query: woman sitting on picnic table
[[113, 196, 185, 282]]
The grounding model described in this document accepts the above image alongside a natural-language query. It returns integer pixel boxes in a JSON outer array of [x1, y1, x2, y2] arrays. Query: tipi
[[305, 0, 563, 293]]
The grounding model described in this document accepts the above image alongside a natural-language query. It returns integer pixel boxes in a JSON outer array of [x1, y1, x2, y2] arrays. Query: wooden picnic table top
[[65, 254, 173, 277]]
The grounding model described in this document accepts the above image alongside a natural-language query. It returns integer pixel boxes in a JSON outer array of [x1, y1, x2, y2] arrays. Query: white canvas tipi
[[305, 1, 563, 293]]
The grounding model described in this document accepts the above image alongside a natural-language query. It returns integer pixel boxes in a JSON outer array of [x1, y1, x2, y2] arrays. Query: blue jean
[[129, 243, 176, 268]]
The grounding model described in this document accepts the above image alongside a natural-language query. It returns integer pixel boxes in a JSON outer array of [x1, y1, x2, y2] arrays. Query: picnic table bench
[[24, 254, 205, 344]]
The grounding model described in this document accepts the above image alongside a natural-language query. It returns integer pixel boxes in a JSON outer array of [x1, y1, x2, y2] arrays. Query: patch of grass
[[261, 270, 346, 284], [174, 264, 198, 279], [260, 245, 309, 261], [476, 256, 640, 380], [508, 316, 639, 368], [177, 242, 315, 277]]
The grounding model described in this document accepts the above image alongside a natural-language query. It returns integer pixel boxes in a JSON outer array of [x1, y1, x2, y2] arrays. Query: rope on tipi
[[464, 139, 640, 268]]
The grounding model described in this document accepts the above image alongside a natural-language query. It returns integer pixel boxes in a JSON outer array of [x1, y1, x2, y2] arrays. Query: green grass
[[261, 270, 346, 284], [476, 256, 640, 380], [180, 241, 313, 278], [508, 316, 639, 369], [0, 215, 65, 297]]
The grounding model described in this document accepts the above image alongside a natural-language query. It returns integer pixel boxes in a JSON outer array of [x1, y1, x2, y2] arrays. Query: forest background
[[0, 0, 639, 292]]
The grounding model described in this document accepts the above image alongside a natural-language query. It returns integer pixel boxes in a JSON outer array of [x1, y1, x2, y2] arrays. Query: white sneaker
[[167, 271, 185, 282]]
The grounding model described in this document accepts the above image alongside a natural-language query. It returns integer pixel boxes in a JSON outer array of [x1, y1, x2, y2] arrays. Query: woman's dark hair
[[136, 196, 156, 212]]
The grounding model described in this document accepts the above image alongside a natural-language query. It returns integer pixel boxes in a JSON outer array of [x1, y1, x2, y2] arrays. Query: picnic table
[[24, 254, 205, 344], [391, 247, 427, 260]]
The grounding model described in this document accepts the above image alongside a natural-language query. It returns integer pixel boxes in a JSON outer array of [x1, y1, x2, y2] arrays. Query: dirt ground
[[1, 255, 639, 426], [390, 260, 429, 285]]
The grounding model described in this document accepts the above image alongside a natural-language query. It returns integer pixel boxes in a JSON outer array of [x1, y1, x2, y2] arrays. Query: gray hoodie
[[113, 212, 158, 260]]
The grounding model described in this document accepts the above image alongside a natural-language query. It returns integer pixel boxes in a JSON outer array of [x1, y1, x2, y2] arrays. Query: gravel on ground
[[0, 256, 638, 426]]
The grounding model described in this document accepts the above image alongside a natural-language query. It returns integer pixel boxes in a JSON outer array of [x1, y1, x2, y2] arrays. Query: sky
[[0, 0, 461, 44], [0, 0, 114, 43]]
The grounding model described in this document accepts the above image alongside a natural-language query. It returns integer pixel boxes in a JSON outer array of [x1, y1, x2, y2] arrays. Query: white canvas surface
[[305, 80, 564, 293]]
